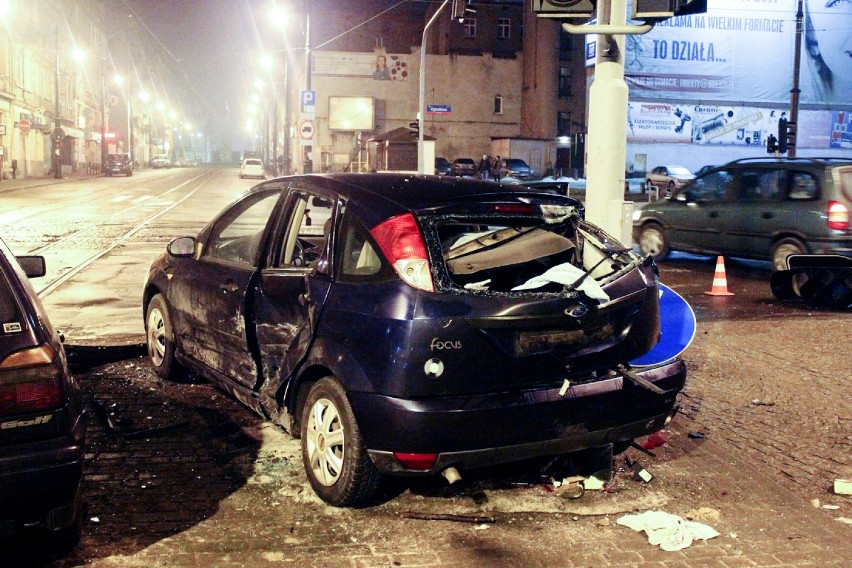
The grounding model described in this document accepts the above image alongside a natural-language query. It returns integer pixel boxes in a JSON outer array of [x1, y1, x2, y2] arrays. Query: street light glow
[[113, 74, 125, 86], [260, 54, 273, 70], [254, 78, 264, 90], [72, 48, 86, 63]]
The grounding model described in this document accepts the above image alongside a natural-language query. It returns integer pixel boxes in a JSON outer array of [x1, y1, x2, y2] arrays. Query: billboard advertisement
[[627, 102, 838, 149], [613, 0, 852, 107]]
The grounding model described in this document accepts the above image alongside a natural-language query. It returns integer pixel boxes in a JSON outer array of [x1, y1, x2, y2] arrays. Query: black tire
[[300, 377, 383, 507], [638, 222, 670, 260], [145, 294, 185, 380], [771, 237, 807, 271]]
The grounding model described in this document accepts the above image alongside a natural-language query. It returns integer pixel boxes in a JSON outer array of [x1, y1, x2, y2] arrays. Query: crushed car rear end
[[316, 182, 685, 477]]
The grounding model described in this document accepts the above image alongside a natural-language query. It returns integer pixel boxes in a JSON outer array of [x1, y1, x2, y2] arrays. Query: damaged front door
[[254, 188, 336, 396], [182, 189, 282, 389]]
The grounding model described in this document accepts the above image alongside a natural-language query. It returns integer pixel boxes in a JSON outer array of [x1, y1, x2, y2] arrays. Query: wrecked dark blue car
[[143, 174, 686, 506]]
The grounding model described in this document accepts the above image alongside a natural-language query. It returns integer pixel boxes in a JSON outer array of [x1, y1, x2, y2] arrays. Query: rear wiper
[[563, 252, 617, 294]]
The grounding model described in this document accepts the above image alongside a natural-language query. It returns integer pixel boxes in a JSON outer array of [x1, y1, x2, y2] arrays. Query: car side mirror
[[16, 256, 46, 278], [167, 236, 196, 257]]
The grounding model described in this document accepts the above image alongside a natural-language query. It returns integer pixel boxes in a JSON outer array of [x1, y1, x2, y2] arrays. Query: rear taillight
[[0, 345, 64, 417], [370, 213, 434, 292], [827, 201, 849, 231], [394, 452, 437, 471]]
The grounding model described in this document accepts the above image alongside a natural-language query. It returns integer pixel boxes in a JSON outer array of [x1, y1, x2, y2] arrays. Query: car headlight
[[632, 209, 643, 222]]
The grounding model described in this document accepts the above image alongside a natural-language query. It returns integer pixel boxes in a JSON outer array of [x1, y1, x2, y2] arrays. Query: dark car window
[[738, 169, 782, 202], [689, 169, 733, 202], [0, 272, 20, 323], [274, 190, 336, 268], [339, 213, 383, 278], [788, 171, 819, 200], [203, 190, 280, 265]]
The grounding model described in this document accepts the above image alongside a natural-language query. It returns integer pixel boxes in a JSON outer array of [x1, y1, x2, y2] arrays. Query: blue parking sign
[[301, 90, 315, 111]]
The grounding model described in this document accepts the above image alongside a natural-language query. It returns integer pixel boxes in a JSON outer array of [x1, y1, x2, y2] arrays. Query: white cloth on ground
[[617, 510, 720, 551]]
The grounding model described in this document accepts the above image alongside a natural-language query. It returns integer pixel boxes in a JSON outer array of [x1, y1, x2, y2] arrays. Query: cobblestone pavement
[[1, 307, 848, 567]]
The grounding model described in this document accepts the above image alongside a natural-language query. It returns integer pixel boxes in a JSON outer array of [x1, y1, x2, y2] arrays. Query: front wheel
[[771, 237, 807, 271], [301, 377, 383, 507], [145, 294, 185, 380], [638, 223, 670, 260]]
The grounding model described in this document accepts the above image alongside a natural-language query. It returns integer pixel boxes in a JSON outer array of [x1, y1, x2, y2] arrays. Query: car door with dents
[[252, 185, 338, 394], [173, 187, 283, 389]]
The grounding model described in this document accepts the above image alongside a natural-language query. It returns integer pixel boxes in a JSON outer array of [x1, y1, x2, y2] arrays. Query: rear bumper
[[0, 428, 85, 529], [354, 359, 686, 475]]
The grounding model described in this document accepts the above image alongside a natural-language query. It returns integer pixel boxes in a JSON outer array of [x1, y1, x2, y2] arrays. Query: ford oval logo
[[564, 304, 588, 318]]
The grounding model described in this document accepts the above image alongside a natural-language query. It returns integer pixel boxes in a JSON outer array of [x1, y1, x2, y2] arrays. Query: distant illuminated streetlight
[[0, 0, 10, 19], [254, 78, 264, 91]]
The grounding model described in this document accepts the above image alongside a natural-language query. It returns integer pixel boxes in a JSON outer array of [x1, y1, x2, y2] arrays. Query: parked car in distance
[[152, 154, 171, 169], [501, 158, 535, 180], [435, 157, 452, 176], [450, 158, 476, 177], [0, 236, 85, 547], [240, 159, 265, 179], [105, 153, 132, 177], [645, 165, 695, 195], [695, 164, 717, 176], [143, 173, 686, 507], [634, 157, 852, 270]]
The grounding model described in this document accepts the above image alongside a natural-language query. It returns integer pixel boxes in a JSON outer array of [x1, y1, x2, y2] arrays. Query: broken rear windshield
[[428, 207, 636, 299]]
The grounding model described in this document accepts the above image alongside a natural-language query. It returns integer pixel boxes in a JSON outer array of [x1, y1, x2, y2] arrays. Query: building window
[[558, 66, 572, 98], [464, 17, 477, 38], [494, 95, 503, 115], [498, 18, 511, 39], [558, 112, 571, 137]]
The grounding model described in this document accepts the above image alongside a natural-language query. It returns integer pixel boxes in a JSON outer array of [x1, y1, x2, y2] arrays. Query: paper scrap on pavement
[[617, 510, 720, 551]]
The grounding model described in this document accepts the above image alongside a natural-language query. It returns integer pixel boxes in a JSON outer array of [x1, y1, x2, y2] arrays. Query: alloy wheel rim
[[306, 397, 345, 486], [641, 230, 663, 256], [147, 308, 166, 366]]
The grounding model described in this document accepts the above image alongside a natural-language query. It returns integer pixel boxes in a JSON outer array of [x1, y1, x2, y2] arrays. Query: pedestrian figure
[[491, 155, 504, 182], [478, 155, 490, 180]]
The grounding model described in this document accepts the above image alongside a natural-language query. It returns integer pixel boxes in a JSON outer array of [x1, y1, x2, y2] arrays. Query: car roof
[[259, 173, 563, 225]]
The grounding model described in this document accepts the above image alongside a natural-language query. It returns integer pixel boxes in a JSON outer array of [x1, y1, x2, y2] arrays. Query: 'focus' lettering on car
[[1, 415, 52, 429], [430, 338, 462, 352]]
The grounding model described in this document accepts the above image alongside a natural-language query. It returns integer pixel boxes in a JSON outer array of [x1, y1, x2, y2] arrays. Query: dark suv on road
[[634, 157, 852, 270], [105, 153, 132, 177], [143, 174, 686, 506], [0, 236, 85, 546]]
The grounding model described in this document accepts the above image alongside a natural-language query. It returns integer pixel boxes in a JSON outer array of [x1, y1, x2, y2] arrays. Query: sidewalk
[[0, 170, 99, 193]]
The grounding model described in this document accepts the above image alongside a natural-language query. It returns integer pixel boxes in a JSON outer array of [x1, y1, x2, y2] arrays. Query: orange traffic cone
[[705, 256, 734, 296]]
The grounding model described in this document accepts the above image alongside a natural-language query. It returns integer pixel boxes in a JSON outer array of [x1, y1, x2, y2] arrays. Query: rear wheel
[[301, 377, 383, 507], [145, 294, 184, 380], [771, 237, 807, 271], [639, 223, 670, 260]]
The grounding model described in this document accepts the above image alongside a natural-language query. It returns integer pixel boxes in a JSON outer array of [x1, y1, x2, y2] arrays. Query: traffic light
[[785, 121, 797, 153], [451, 0, 475, 23], [767, 134, 778, 154], [409, 121, 420, 138], [778, 118, 788, 154], [632, 0, 707, 22]]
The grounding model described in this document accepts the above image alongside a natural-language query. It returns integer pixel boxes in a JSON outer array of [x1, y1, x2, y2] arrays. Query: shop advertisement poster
[[627, 103, 838, 149]]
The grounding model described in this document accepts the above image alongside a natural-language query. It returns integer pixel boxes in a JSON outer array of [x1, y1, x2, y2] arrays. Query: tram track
[[35, 168, 220, 299], [28, 169, 216, 255]]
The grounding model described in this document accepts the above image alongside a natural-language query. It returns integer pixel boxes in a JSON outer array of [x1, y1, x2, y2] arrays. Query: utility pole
[[788, 0, 804, 158], [283, 63, 290, 175], [303, 5, 312, 174], [418, 0, 450, 174], [53, 25, 62, 179], [101, 59, 107, 173]]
